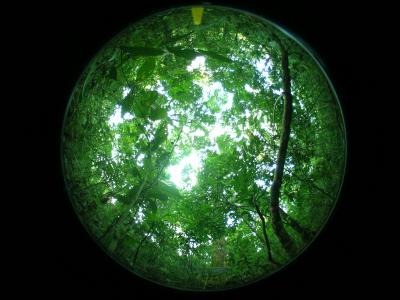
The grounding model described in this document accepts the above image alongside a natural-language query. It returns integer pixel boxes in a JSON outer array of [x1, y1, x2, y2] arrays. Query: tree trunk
[[132, 228, 153, 270], [98, 179, 147, 241], [211, 237, 226, 267], [252, 195, 275, 264], [269, 45, 296, 257]]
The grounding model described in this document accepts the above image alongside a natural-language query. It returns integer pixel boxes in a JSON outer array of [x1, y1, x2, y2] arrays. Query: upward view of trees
[[62, 6, 346, 290]]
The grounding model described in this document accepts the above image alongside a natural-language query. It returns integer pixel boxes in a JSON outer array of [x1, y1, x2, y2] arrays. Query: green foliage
[[62, 5, 345, 291]]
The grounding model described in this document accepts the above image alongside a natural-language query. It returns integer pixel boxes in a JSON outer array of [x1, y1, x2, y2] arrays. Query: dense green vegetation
[[61, 6, 346, 290]]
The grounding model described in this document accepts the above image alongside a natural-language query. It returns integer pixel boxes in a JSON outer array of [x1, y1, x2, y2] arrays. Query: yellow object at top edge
[[192, 7, 204, 25]]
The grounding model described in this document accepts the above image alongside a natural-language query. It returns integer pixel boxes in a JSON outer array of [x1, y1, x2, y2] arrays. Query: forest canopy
[[61, 6, 346, 291]]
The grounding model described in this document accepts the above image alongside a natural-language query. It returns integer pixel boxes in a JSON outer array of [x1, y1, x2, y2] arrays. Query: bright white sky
[[167, 151, 202, 190]]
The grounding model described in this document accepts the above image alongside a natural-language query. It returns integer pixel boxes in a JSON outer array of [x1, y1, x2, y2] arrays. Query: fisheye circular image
[[61, 5, 346, 291]]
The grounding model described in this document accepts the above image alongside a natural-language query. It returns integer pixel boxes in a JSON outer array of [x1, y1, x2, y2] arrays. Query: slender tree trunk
[[279, 208, 315, 242], [244, 219, 265, 248], [252, 195, 275, 264], [98, 179, 147, 241], [269, 45, 296, 257], [211, 237, 226, 267], [132, 228, 153, 270]]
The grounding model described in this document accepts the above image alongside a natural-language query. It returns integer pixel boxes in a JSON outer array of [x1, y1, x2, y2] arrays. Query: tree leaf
[[137, 58, 156, 80], [121, 46, 164, 57], [149, 106, 168, 121], [167, 47, 199, 60], [132, 91, 158, 117], [129, 166, 140, 178], [151, 124, 167, 150], [121, 93, 135, 115], [157, 180, 181, 198], [198, 49, 232, 63]]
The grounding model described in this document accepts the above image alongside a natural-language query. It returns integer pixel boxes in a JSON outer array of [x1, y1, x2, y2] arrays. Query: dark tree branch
[[132, 224, 155, 270], [251, 193, 275, 264], [98, 177, 147, 242]]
